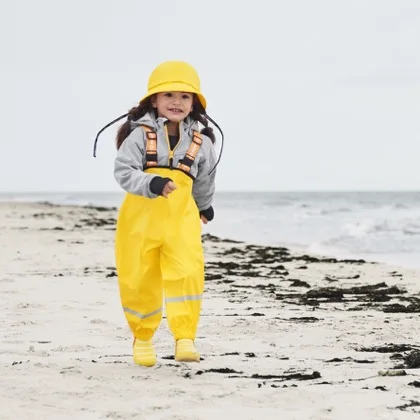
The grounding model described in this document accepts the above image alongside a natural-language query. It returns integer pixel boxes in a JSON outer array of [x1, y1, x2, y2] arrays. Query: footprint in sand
[[90, 319, 108, 324]]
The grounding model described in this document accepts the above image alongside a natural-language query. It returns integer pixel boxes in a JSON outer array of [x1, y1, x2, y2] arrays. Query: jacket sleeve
[[192, 137, 217, 211], [113, 127, 159, 198]]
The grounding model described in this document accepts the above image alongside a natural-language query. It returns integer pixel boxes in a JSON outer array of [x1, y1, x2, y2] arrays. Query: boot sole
[[175, 353, 200, 362]]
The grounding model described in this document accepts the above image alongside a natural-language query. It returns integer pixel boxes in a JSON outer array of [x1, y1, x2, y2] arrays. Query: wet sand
[[1, 202, 420, 420]]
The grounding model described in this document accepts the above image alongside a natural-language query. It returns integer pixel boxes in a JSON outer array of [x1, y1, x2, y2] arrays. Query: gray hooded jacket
[[114, 113, 217, 211]]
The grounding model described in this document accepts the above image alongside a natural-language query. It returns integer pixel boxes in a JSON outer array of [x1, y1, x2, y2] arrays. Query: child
[[97, 61, 222, 367]]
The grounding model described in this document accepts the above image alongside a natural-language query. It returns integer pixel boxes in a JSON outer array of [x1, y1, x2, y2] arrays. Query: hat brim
[[140, 81, 207, 109]]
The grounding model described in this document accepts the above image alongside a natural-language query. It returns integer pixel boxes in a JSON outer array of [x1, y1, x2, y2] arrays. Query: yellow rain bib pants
[[115, 167, 204, 341]]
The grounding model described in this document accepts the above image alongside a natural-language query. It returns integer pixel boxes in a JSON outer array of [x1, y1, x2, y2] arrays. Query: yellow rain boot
[[175, 339, 200, 362], [133, 338, 156, 367]]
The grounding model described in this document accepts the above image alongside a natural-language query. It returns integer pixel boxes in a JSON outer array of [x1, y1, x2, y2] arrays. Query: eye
[[182, 94, 192, 100], [164, 92, 173, 97]]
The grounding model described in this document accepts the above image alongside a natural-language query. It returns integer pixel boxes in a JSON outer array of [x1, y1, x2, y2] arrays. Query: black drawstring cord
[[92, 113, 129, 157], [92, 112, 224, 175], [205, 113, 224, 175]]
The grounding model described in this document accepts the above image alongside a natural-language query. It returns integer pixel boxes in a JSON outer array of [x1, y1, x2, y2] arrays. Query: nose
[[172, 93, 182, 104]]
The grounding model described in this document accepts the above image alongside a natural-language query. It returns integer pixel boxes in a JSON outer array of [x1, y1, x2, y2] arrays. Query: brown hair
[[116, 94, 216, 149]]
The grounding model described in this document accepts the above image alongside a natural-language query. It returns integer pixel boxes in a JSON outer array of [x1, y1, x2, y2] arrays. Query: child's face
[[152, 92, 194, 123]]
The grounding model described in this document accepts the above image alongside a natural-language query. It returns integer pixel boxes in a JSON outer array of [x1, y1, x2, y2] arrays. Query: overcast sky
[[2, 0, 419, 192]]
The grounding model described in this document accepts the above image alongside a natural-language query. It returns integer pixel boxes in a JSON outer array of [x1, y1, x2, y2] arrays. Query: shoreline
[[1, 199, 418, 271], [1, 201, 420, 419]]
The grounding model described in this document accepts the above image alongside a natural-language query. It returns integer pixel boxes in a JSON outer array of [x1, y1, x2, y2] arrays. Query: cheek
[[156, 100, 167, 109]]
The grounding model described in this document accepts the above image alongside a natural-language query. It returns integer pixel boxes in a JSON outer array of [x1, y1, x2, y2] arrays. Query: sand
[[1, 201, 420, 420]]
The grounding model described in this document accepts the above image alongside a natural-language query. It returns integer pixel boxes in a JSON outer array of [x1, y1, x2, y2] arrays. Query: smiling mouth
[[168, 108, 183, 113]]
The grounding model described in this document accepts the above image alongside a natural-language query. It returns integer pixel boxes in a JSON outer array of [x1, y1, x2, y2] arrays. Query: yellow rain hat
[[140, 61, 207, 109]]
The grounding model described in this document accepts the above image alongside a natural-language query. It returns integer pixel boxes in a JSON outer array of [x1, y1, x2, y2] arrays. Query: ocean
[[1, 191, 420, 270]]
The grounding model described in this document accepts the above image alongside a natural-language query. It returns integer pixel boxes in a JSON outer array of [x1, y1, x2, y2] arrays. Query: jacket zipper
[[164, 123, 181, 168]]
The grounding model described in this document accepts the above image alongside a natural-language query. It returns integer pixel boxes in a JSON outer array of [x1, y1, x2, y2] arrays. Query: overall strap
[[141, 125, 158, 167], [142, 125, 203, 174], [178, 131, 203, 173]]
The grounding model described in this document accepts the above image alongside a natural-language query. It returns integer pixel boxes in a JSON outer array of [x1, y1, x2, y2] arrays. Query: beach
[[1, 201, 420, 420]]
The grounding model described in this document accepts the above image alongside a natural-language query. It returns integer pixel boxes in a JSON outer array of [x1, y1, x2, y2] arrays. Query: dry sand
[[1, 202, 420, 420]]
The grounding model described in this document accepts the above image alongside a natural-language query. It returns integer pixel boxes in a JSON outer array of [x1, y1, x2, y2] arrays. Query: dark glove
[[150, 177, 173, 196], [199, 206, 214, 222]]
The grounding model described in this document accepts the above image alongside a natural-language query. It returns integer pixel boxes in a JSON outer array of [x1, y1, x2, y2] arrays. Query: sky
[[2, 0, 420, 192]]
